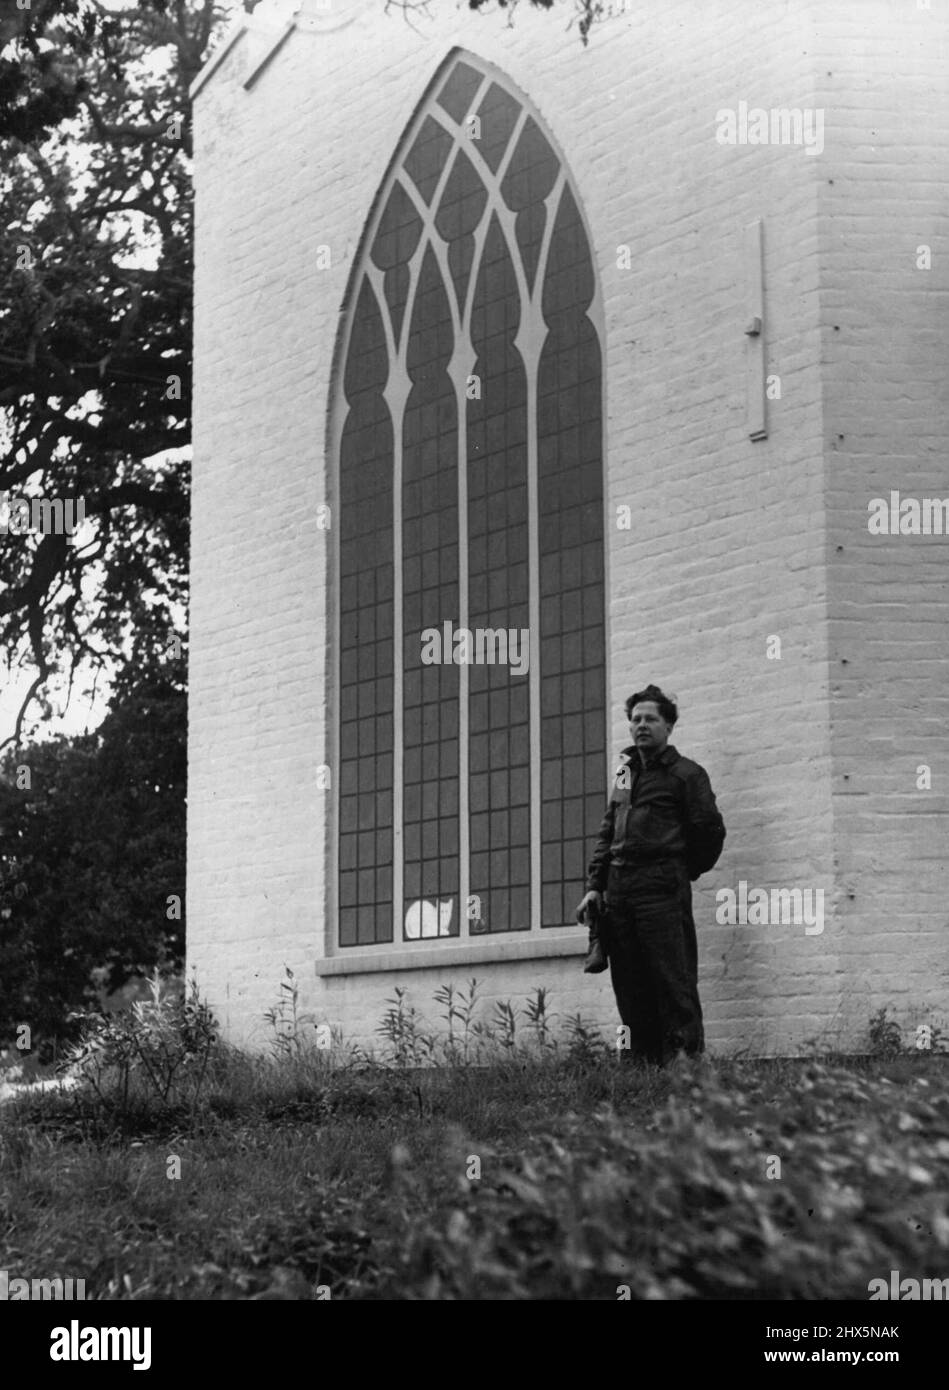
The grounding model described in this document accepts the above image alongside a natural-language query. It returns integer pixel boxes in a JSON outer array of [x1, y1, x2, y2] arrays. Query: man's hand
[[575, 890, 603, 925]]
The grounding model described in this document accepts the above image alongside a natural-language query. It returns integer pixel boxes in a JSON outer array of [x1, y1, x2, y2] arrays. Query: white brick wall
[[814, 0, 949, 1045], [188, 0, 949, 1057]]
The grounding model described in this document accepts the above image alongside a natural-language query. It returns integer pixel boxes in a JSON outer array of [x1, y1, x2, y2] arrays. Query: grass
[[2, 1031, 948, 1300]]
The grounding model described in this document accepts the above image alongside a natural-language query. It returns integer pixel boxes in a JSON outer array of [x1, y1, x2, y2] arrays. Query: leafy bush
[[374, 980, 590, 1069], [263, 965, 332, 1061], [866, 1005, 949, 1058], [60, 970, 218, 1121], [0, 651, 187, 1061], [867, 1006, 904, 1059]]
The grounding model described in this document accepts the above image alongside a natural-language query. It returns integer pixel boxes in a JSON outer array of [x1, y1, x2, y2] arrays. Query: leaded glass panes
[[538, 182, 605, 925], [468, 212, 529, 933], [403, 245, 460, 936], [436, 59, 483, 124], [338, 278, 394, 946], [336, 53, 605, 946]]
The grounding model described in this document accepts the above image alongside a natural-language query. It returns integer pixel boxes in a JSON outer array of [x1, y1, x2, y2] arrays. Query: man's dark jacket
[[585, 743, 725, 891]]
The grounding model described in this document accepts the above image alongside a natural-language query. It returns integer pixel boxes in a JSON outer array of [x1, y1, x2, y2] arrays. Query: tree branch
[[82, 94, 181, 148]]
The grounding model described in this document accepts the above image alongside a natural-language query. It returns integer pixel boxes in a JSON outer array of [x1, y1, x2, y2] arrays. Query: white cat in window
[[404, 897, 454, 939]]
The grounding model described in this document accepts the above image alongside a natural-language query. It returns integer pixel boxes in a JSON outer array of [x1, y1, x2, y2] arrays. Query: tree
[[0, 626, 187, 1058], [399, 0, 609, 46], [0, 0, 217, 747]]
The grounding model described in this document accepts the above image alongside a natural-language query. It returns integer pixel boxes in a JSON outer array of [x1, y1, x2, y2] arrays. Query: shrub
[[60, 969, 218, 1121], [376, 986, 438, 1069], [867, 1006, 904, 1059]]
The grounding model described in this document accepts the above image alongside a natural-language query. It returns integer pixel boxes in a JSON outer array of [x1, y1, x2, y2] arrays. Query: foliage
[[483, 998, 518, 1051], [376, 985, 438, 1069], [464, 0, 614, 46], [263, 964, 354, 1066], [4, 1013, 948, 1299], [390, 1057, 949, 1300], [865, 1006, 948, 1059], [0, 637, 186, 1057], [562, 1011, 612, 1065], [375, 980, 572, 1069], [867, 1005, 908, 1059], [263, 965, 316, 1062], [433, 978, 481, 1064], [523, 984, 555, 1050], [0, 0, 215, 742], [59, 968, 217, 1121]]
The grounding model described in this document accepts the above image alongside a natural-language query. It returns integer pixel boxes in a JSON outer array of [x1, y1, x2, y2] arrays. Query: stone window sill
[[315, 930, 587, 976]]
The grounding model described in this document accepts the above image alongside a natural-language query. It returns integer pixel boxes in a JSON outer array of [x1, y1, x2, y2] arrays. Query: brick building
[[187, 0, 949, 1055]]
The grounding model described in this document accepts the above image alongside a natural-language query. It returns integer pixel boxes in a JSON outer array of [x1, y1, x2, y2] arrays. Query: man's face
[[629, 700, 672, 756]]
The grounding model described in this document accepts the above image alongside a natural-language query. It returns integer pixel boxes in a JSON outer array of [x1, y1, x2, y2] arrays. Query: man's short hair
[[625, 684, 678, 726]]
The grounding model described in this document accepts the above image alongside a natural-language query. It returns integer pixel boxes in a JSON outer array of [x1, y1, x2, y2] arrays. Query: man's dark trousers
[[604, 859, 704, 1065]]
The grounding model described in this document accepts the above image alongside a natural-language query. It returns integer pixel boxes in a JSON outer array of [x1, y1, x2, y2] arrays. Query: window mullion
[[455, 364, 472, 940], [514, 312, 542, 935], [385, 368, 410, 942]]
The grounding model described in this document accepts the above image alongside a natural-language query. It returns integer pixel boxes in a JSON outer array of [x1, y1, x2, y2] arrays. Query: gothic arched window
[[333, 51, 606, 949]]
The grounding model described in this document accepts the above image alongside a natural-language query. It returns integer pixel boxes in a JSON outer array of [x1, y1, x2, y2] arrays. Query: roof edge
[[189, 19, 248, 102]]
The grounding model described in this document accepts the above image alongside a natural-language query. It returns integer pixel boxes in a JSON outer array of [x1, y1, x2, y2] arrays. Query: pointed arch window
[[334, 52, 606, 949]]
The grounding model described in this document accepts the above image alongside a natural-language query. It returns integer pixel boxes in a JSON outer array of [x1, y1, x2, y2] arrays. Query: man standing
[[575, 684, 726, 1065]]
